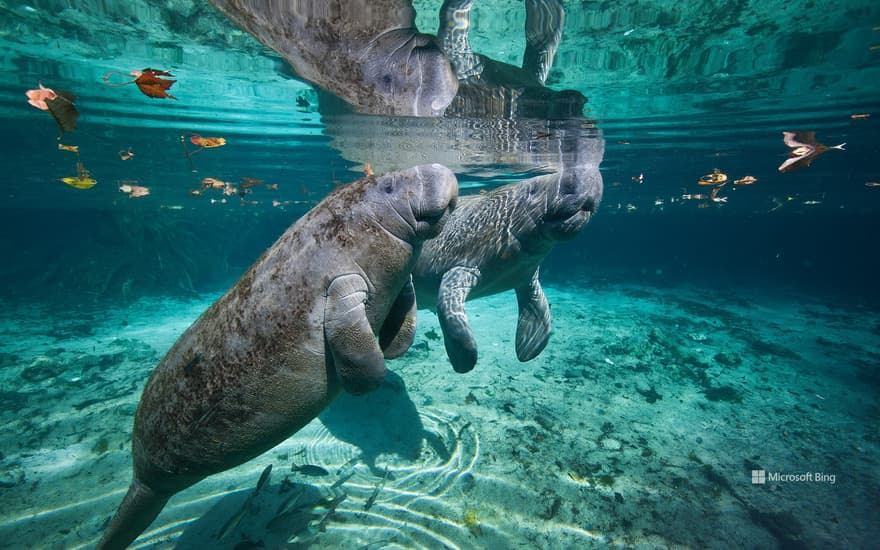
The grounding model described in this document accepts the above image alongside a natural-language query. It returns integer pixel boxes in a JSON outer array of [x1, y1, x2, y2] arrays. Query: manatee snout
[[410, 43, 459, 116], [403, 163, 459, 239], [544, 168, 604, 239], [363, 31, 458, 116]]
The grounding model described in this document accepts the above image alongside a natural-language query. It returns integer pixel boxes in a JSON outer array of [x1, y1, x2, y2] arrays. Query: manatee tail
[[96, 479, 169, 550]]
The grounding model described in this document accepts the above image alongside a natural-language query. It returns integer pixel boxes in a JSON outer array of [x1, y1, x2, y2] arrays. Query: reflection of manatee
[[438, 0, 586, 119], [413, 152, 604, 373], [318, 97, 602, 180], [209, 0, 458, 116], [319, 370, 449, 475], [96, 165, 458, 550]]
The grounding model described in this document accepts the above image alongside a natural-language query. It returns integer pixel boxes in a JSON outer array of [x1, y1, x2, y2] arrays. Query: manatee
[[412, 150, 603, 373], [315, 0, 589, 178], [209, 0, 458, 116], [96, 164, 458, 549]]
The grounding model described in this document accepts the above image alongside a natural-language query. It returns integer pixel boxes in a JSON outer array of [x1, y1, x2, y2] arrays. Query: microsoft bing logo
[[750, 469, 835, 485]]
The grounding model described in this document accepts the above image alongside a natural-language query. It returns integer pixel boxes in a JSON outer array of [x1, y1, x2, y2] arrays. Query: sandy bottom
[[0, 279, 877, 549]]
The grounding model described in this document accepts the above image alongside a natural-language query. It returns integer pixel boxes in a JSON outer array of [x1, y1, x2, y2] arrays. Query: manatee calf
[[97, 164, 458, 549], [209, 0, 458, 116], [413, 151, 603, 373]]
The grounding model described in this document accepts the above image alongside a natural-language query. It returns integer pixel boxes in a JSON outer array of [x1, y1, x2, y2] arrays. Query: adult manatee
[[209, 0, 458, 116], [96, 164, 458, 549], [413, 150, 603, 373]]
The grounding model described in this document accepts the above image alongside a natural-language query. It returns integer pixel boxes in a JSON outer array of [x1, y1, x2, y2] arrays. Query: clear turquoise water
[[0, 1, 878, 549]]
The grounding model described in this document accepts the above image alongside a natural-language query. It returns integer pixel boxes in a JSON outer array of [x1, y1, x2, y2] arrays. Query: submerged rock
[[20, 355, 65, 382]]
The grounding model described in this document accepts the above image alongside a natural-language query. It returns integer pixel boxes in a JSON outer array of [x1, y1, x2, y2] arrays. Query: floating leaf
[[45, 90, 78, 132], [134, 68, 177, 100], [61, 175, 97, 189], [103, 68, 176, 100], [25, 83, 55, 111], [190, 135, 226, 148], [778, 131, 846, 173]]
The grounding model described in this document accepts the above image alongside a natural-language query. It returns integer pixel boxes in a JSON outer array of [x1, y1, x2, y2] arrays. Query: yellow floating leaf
[[61, 176, 97, 189]]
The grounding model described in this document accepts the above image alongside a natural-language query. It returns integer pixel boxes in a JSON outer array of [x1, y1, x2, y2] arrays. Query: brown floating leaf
[[778, 131, 845, 173], [134, 69, 177, 100], [45, 90, 78, 132]]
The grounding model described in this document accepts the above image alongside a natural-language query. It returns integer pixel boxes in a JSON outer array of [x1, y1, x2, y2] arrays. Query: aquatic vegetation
[[702, 385, 743, 403], [713, 351, 742, 366], [746, 338, 801, 360], [635, 384, 663, 403], [19, 355, 64, 383], [91, 436, 110, 455], [463, 508, 482, 536]]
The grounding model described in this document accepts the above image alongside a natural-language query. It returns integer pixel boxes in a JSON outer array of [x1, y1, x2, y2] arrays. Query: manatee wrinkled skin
[[96, 164, 458, 550], [413, 158, 603, 373], [209, 0, 458, 116]]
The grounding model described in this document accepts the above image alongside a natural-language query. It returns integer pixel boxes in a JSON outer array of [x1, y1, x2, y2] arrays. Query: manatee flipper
[[522, 0, 565, 84], [515, 269, 552, 362], [325, 274, 387, 395], [95, 479, 169, 550], [437, 266, 481, 373], [438, 0, 484, 79], [379, 276, 417, 359]]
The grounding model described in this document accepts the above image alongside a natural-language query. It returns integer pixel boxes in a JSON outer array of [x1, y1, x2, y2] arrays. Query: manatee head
[[539, 166, 604, 241], [366, 163, 459, 242], [360, 30, 459, 116]]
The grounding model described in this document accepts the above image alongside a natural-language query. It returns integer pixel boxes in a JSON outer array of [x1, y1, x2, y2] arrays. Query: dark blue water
[[1, 1, 879, 549]]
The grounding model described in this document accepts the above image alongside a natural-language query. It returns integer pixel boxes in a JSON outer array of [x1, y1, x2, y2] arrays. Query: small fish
[[58, 143, 79, 153], [631, 173, 643, 184], [331, 470, 355, 489], [359, 539, 398, 550], [364, 468, 390, 511], [291, 464, 329, 477], [336, 455, 360, 476], [850, 113, 870, 120], [865, 182, 880, 188], [118, 148, 134, 160], [256, 464, 273, 491], [216, 464, 273, 539], [266, 488, 307, 530], [734, 175, 757, 185]]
